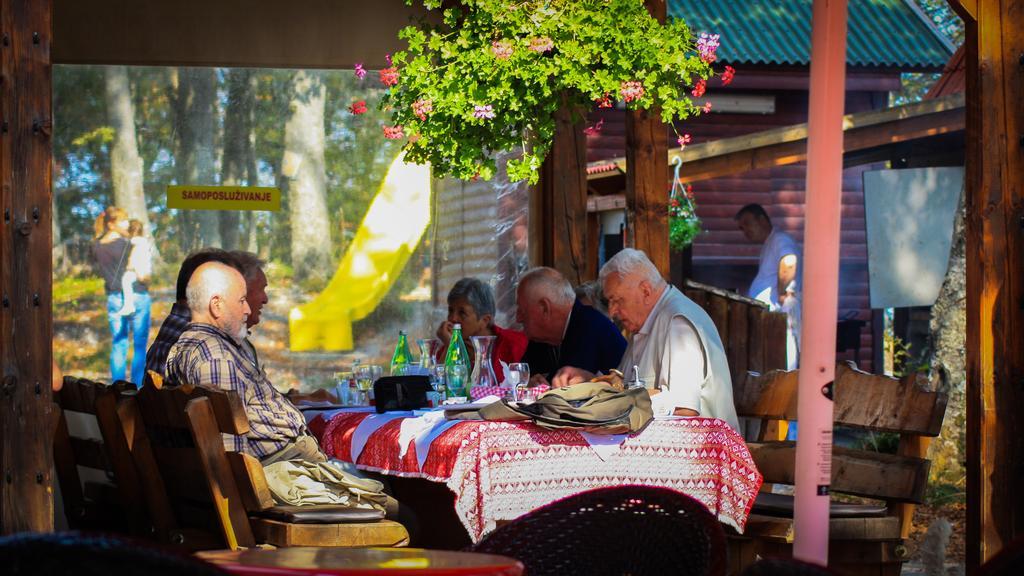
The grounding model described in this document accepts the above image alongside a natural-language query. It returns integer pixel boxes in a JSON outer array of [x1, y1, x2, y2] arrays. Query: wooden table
[[198, 547, 523, 576]]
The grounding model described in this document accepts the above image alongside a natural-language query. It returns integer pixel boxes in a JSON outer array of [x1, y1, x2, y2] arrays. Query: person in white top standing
[[550, 249, 740, 431], [114, 219, 154, 317], [735, 203, 801, 370]]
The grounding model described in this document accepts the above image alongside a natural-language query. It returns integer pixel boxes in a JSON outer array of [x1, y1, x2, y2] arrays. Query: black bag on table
[[373, 375, 433, 413]]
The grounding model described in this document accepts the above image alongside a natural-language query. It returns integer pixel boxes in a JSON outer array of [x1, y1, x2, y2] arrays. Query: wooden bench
[[127, 381, 409, 549], [730, 362, 948, 576], [52, 376, 150, 535]]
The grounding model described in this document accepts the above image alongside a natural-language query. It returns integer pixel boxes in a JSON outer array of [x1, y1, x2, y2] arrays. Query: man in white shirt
[[735, 203, 801, 369], [552, 249, 740, 431]]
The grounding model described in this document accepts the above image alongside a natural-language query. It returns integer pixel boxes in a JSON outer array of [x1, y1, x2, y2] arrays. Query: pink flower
[[412, 98, 433, 121], [691, 79, 706, 98], [348, 100, 367, 115], [702, 101, 713, 113], [596, 94, 613, 108], [676, 134, 692, 148], [721, 65, 736, 86], [379, 67, 399, 87], [583, 118, 604, 136], [354, 63, 366, 80], [697, 33, 721, 63], [491, 40, 514, 60], [473, 104, 495, 119], [528, 36, 554, 53], [385, 53, 393, 66], [619, 80, 645, 103], [383, 125, 405, 139]]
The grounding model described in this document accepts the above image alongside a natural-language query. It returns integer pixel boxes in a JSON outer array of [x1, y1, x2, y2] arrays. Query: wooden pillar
[[0, 0, 54, 533], [537, 101, 589, 285], [955, 0, 1024, 569], [625, 0, 669, 278]]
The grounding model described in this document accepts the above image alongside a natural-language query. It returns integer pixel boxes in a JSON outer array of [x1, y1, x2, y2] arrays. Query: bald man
[[165, 262, 324, 464], [516, 267, 626, 385]]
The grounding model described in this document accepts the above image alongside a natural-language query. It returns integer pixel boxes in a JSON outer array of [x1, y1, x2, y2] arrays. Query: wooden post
[[625, 0, 669, 278], [952, 0, 1024, 568], [0, 0, 55, 533], [793, 0, 847, 565], [538, 101, 588, 285]]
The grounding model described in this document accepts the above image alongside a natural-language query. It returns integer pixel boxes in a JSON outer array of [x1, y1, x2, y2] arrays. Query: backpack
[[449, 381, 653, 435]]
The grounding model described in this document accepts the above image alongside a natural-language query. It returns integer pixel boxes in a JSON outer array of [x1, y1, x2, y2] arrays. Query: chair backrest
[[683, 279, 789, 388], [52, 375, 147, 535], [736, 362, 948, 536], [130, 382, 265, 550], [471, 485, 727, 576]]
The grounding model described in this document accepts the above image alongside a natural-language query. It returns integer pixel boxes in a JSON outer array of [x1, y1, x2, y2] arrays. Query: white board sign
[[863, 167, 963, 309]]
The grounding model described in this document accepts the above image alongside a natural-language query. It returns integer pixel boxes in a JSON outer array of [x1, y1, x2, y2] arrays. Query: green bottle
[[444, 323, 471, 398], [390, 330, 414, 376]]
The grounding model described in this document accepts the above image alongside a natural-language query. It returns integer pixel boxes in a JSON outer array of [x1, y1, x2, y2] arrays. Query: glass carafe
[[470, 335, 499, 390], [417, 337, 439, 370]]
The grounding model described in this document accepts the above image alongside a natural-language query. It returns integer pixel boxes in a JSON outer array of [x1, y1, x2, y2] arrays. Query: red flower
[[379, 67, 399, 87], [583, 118, 604, 136], [348, 100, 368, 115], [721, 65, 735, 86], [691, 79, 706, 98], [596, 94, 613, 108], [383, 125, 405, 139], [619, 80, 645, 103]]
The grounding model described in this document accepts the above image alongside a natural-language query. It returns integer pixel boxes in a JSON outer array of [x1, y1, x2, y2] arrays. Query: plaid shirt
[[164, 322, 308, 459], [145, 302, 192, 376]]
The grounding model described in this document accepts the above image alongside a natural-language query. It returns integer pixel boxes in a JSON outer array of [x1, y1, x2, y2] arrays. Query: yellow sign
[[167, 185, 281, 212]]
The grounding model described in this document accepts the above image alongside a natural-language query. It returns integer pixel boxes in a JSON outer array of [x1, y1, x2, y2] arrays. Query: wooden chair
[[52, 376, 149, 536], [127, 381, 409, 549], [731, 362, 948, 576]]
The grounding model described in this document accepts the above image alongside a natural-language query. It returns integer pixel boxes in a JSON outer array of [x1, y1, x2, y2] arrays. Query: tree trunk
[[173, 67, 221, 249], [282, 70, 331, 284], [927, 182, 966, 487], [104, 66, 150, 231], [220, 69, 256, 250]]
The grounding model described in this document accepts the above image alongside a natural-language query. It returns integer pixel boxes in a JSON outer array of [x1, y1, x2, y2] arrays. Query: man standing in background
[[735, 203, 801, 370]]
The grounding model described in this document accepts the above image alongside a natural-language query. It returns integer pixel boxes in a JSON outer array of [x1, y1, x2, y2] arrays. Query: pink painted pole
[[793, 0, 848, 566]]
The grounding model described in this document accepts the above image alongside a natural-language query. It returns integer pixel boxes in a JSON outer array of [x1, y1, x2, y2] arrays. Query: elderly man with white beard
[[165, 261, 324, 464]]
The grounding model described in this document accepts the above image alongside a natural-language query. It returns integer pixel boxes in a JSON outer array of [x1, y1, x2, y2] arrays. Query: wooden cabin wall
[[585, 73, 897, 372]]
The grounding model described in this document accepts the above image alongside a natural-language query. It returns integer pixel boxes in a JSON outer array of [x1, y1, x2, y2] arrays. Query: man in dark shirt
[[516, 267, 626, 385]]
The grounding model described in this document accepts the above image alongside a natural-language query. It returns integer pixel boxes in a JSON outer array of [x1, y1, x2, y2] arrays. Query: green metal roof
[[668, 0, 954, 70]]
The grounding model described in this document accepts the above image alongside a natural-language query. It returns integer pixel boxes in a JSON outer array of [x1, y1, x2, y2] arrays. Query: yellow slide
[[289, 152, 431, 351]]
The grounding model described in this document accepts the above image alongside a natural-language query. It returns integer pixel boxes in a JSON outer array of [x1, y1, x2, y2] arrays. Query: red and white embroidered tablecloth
[[310, 412, 762, 542]]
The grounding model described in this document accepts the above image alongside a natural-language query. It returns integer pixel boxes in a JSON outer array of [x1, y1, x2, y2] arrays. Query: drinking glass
[[333, 371, 352, 404], [355, 365, 373, 391], [508, 363, 530, 401]]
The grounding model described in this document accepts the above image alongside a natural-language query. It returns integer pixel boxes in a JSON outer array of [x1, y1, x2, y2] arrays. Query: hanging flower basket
[[380, 0, 725, 184]]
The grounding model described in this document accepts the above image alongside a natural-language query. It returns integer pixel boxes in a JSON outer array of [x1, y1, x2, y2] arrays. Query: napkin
[[499, 360, 511, 386], [350, 412, 410, 462], [397, 410, 462, 470], [579, 431, 628, 461]]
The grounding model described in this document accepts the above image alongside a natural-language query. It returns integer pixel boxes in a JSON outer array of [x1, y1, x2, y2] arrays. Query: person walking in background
[[92, 206, 151, 386], [735, 203, 802, 370], [113, 219, 153, 317]]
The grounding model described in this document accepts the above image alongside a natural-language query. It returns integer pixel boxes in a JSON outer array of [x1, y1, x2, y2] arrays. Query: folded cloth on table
[[397, 410, 462, 469], [351, 412, 409, 462], [263, 458, 388, 510]]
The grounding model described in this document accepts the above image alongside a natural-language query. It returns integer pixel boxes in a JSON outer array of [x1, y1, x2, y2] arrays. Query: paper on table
[[579, 431, 629, 461]]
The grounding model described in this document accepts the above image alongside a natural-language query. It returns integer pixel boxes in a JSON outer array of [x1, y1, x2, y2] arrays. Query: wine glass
[[508, 363, 530, 401]]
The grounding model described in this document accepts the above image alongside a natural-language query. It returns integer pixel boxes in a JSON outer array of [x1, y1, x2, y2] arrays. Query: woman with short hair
[[435, 277, 527, 381]]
